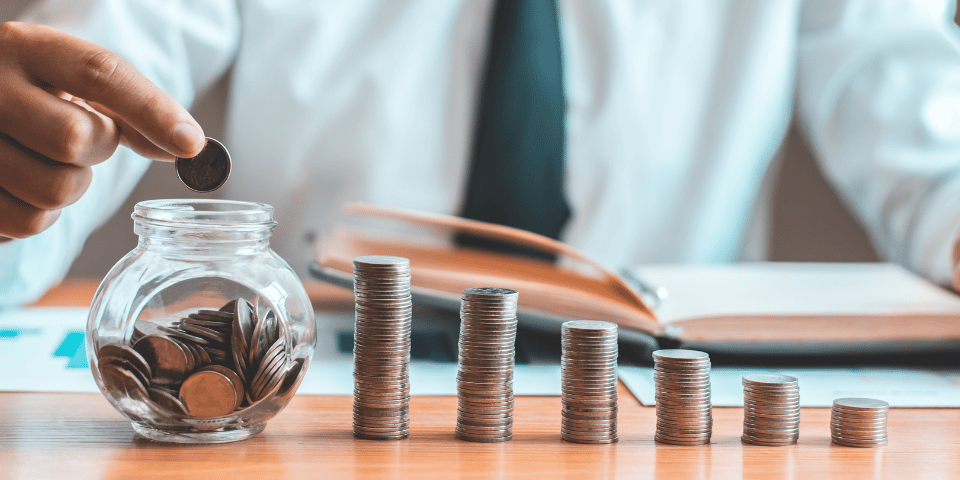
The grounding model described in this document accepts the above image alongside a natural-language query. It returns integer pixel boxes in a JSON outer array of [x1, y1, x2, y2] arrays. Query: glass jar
[[87, 199, 316, 443]]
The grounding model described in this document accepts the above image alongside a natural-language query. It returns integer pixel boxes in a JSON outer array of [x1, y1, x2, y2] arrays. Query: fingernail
[[172, 123, 204, 156]]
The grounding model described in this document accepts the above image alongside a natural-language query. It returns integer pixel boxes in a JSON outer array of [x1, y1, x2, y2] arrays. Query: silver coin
[[831, 430, 889, 441], [655, 434, 711, 446], [743, 424, 800, 435], [562, 434, 618, 444], [742, 373, 798, 386], [653, 349, 710, 361], [462, 286, 519, 297], [560, 425, 618, 436], [746, 414, 800, 427], [457, 409, 514, 419], [175, 137, 231, 192], [354, 255, 410, 268], [833, 398, 889, 411], [830, 426, 888, 438], [832, 437, 887, 448], [830, 414, 888, 425], [741, 434, 798, 446], [657, 419, 713, 431], [743, 401, 801, 411], [743, 393, 801, 403], [455, 431, 511, 443], [353, 424, 410, 434]]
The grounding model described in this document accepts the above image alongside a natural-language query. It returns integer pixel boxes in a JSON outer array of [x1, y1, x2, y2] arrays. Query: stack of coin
[[560, 320, 619, 444], [741, 373, 800, 446], [455, 287, 518, 443], [653, 349, 712, 445], [352, 256, 413, 440], [96, 297, 296, 418], [831, 398, 889, 447]]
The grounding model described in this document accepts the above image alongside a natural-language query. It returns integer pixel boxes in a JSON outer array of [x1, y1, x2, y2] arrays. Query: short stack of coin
[[741, 373, 800, 446], [653, 349, 712, 445], [831, 398, 889, 447], [560, 320, 619, 444], [455, 287, 518, 443], [96, 297, 295, 418], [352, 255, 413, 440]]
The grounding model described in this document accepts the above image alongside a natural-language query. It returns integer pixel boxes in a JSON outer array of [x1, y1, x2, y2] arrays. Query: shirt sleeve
[[0, 0, 241, 308], [797, 0, 960, 286]]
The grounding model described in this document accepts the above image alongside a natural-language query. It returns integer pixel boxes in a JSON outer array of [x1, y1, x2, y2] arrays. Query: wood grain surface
[[4, 280, 957, 479]]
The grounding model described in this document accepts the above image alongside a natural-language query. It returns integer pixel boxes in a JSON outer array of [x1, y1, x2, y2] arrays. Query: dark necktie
[[457, 0, 570, 259]]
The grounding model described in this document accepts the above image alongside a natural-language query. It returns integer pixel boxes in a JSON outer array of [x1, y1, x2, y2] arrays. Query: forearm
[[797, 0, 960, 285]]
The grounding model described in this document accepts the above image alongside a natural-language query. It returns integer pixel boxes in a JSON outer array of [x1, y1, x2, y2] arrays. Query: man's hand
[[0, 22, 205, 239]]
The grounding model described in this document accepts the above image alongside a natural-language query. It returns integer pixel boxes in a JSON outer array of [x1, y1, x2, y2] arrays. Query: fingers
[[0, 186, 62, 240], [0, 133, 90, 238], [0, 72, 120, 167], [0, 134, 92, 212], [0, 21, 204, 159]]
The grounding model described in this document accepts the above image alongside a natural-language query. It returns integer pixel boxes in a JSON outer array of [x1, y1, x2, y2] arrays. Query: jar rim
[[133, 199, 276, 229]]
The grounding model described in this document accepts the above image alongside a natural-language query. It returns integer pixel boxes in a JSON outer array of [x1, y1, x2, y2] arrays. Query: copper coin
[[175, 137, 231, 192]]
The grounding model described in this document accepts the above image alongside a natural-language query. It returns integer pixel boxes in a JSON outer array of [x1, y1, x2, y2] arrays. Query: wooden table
[[3, 280, 958, 479]]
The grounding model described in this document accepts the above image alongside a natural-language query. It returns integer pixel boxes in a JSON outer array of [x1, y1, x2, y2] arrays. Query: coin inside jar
[[175, 137, 232, 192], [179, 368, 242, 417], [133, 335, 192, 385]]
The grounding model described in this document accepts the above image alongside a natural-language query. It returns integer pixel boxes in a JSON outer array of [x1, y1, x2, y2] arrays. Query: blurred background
[[1, 0, 886, 281]]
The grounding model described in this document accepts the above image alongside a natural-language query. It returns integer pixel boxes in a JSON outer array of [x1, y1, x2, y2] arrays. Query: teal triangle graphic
[[54, 331, 87, 369]]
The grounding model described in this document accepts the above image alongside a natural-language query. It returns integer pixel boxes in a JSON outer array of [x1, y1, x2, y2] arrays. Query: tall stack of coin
[[455, 287, 518, 442], [831, 398, 889, 447], [352, 256, 413, 440], [741, 374, 800, 446], [560, 320, 619, 444], [653, 349, 712, 445]]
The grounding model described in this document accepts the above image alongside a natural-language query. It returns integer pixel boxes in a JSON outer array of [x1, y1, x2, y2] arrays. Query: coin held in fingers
[[175, 137, 231, 192]]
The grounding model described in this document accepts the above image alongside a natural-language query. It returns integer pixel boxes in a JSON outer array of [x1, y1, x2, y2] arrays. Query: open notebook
[[312, 203, 960, 354]]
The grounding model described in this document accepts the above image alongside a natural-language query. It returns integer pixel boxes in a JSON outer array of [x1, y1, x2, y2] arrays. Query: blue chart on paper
[[0, 327, 86, 368], [0, 328, 40, 338], [0, 308, 100, 392], [53, 331, 88, 369]]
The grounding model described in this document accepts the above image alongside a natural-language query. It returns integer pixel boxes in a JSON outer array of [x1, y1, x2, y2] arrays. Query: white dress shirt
[[2, 0, 960, 307]]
